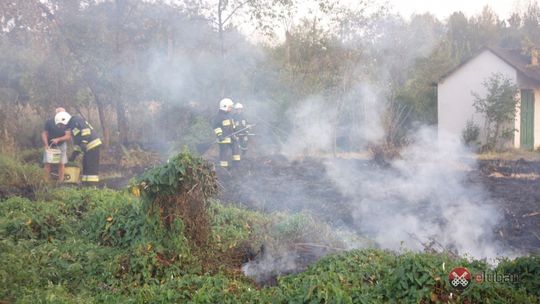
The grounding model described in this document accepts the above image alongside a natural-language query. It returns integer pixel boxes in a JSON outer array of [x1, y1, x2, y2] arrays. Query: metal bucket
[[45, 148, 61, 164], [63, 166, 80, 184]]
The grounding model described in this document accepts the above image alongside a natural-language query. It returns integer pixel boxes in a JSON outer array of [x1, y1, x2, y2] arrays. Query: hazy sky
[[387, 0, 521, 20]]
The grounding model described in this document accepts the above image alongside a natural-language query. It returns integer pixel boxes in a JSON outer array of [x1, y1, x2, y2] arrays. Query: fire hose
[[216, 124, 256, 143], [196, 124, 256, 154]]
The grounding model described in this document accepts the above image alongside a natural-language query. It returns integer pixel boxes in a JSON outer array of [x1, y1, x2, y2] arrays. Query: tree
[[472, 73, 519, 151]]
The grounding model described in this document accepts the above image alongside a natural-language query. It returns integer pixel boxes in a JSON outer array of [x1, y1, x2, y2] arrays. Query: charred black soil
[[475, 159, 540, 254], [216, 156, 540, 255], [37, 153, 539, 256]]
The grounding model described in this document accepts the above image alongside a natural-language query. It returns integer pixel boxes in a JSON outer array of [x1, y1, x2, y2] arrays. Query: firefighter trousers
[[82, 146, 100, 183], [219, 142, 241, 168]]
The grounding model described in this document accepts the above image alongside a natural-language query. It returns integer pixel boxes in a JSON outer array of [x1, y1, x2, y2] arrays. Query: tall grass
[[0, 154, 47, 200]]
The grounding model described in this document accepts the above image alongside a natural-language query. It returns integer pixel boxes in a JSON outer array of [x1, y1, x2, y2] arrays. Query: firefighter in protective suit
[[54, 111, 102, 184], [213, 98, 241, 168], [232, 103, 249, 156]]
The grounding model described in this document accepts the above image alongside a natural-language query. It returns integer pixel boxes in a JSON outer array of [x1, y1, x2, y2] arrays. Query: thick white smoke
[[325, 127, 504, 258]]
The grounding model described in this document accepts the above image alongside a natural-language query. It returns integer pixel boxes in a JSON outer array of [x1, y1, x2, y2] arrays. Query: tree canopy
[[1, 0, 539, 153]]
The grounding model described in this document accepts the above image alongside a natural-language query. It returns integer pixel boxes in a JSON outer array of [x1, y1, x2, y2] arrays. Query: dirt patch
[[216, 155, 540, 255], [216, 155, 356, 226], [475, 159, 540, 254], [100, 153, 539, 256]]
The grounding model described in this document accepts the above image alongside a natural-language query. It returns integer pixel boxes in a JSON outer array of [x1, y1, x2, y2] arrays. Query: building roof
[[438, 46, 540, 85]]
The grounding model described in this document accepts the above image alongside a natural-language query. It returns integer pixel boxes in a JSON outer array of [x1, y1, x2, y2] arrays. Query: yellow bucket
[[63, 166, 80, 184]]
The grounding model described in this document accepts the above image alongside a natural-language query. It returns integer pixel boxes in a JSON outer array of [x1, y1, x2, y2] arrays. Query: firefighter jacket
[[233, 112, 247, 130], [67, 116, 102, 153], [213, 110, 234, 144]]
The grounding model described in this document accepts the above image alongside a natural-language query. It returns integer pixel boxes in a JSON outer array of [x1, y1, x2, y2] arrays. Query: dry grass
[[476, 149, 540, 161]]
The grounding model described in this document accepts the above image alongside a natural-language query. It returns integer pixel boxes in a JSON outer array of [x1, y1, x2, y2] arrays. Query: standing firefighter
[[232, 102, 249, 156], [54, 111, 102, 184], [213, 98, 241, 168]]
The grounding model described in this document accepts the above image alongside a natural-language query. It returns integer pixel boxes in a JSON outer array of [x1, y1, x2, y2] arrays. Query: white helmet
[[234, 103, 243, 110], [54, 111, 72, 125], [219, 98, 234, 111]]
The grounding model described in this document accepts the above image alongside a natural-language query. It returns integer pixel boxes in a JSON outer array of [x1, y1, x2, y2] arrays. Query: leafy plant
[[0, 154, 48, 200], [135, 150, 218, 248], [1, 175, 539, 303], [497, 256, 540, 298], [472, 73, 519, 151], [462, 119, 481, 146]]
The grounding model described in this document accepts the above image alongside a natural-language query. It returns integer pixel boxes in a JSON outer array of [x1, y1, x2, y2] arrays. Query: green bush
[[0, 196, 76, 241], [1, 181, 539, 303], [462, 119, 480, 147], [0, 154, 47, 200], [18, 148, 43, 164], [272, 250, 538, 304], [209, 200, 269, 252], [497, 256, 540, 298]]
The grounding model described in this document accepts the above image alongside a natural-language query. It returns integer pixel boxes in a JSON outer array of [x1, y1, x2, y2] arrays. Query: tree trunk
[[217, 0, 227, 95], [218, 0, 225, 58], [94, 93, 110, 147], [285, 30, 291, 67], [116, 99, 129, 145], [114, 0, 129, 145]]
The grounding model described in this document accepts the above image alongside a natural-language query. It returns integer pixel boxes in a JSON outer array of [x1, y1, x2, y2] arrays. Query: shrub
[[497, 256, 540, 298], [0, 154, 47, 200], [472, 73, 519, 151], [462, 119, 480, 146], [135, 150, 218, 248]]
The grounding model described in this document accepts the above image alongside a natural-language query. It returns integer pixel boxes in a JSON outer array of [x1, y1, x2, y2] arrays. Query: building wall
[[535, 88, 540, 149], [438, 50, 518, 147]]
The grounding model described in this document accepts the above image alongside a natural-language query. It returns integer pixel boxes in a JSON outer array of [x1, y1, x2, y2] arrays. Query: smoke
[[238, 11, 508, 283], [281, 96, 336, 157], [272, 81, 505, 258], [326, 127, 504, 258], [241, 108, 508, 283], [342, 83, 386, 145], [242, 247, 299, 285]]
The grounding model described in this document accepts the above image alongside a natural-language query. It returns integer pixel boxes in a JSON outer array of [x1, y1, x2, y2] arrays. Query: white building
[[438, 47, 540, 150]]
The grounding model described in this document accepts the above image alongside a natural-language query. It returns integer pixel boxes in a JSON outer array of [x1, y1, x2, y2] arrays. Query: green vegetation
[[1, 152, 539, 303], [1, 189, 539, 303], [462, 119, 481, 148], [0, 154, 48, 200], [3, 1, 540, 153], [472, 73, 520, 151]]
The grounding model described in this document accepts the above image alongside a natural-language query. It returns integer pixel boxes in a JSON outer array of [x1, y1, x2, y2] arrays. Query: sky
[[386, 0, 521, 20]]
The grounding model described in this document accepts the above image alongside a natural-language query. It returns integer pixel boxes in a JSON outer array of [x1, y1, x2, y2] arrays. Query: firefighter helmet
[[234, 103, 243, 110], [54, 111, 72, 125], [219, 98, 234, 111]]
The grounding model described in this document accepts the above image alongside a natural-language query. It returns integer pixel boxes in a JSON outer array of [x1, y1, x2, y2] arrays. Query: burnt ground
[[216, 155, 540, 256], [216, 155, 355, 225], [475, 159, 540, 254], [63, 152, 539, 256]]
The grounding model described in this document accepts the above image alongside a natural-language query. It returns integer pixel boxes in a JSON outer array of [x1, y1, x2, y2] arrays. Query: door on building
[[520, 89, 534, 150]]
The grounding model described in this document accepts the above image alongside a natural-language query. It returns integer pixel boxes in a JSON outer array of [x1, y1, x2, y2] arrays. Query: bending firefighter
[[232, 102, 249, 156], [55, 111, 102, 183], [42, 107, 69, 182], [213, 98, 241, 168]]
